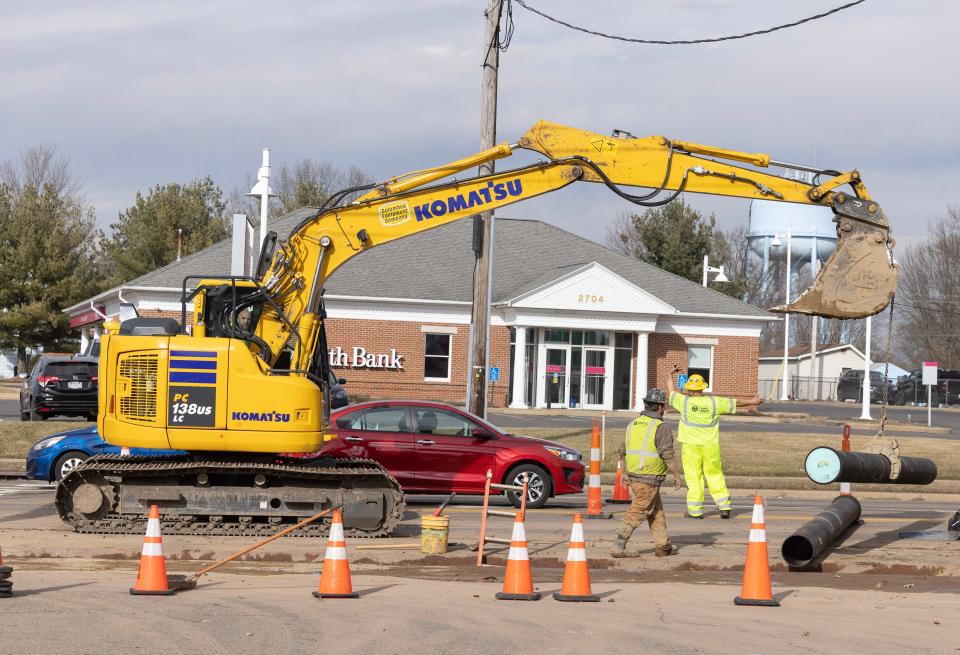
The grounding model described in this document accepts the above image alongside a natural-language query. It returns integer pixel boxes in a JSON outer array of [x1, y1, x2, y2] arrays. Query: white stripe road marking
[[0, 483, 52, 497]]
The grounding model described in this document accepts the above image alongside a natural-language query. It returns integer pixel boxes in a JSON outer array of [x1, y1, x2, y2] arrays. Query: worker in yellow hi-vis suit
[[668, 366, 763, 519]]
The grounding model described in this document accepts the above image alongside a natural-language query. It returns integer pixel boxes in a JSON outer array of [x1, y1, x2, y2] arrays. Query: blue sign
[[489, 366, 500, 382], [678, 373, 688, 388]]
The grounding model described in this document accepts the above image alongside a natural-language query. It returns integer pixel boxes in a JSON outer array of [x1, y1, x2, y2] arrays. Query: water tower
[[747, 198, 837, 300]]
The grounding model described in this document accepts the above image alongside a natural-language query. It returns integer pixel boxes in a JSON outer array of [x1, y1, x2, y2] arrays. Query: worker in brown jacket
[[611, 388, 684, 558]]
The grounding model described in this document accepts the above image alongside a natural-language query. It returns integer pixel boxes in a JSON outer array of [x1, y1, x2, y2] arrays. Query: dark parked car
[[836, 370, 892, 403], [20, 355, 99, 421], [328, 371, 349, 409], [894, 368, 960, 406], [26, 426, 183, 482], [323, 400, 584, 509]]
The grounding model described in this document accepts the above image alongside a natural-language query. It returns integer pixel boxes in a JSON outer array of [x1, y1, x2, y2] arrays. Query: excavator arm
[[245, 120, 896, 375]]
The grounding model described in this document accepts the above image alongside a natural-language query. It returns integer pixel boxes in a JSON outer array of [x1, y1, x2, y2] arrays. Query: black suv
[[894, 368, 960, 406], [20, 355, 99, 421], [836, 369, 890, 403]]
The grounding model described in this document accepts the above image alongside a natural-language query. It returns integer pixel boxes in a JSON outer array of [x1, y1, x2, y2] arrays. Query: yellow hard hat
[[684, 374, 708, 391]]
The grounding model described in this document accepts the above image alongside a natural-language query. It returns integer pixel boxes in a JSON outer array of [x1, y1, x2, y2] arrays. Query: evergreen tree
[[102, 177, 228, 283], [613, 200, 718, 284], [0, 182, 98, 368]]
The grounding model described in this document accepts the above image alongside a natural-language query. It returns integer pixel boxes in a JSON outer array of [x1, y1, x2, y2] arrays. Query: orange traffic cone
[[553, 514, 599, 602], [313, 509, 358, 599], [586, 420, 611, 519], [609, 460, 631, 504], [734, 495, 780, 607], [130, 505, 175, 595], [495, 512, 541, 600]]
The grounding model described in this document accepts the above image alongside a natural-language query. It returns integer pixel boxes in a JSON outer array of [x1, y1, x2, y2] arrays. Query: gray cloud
[[1, 0, 955, 249]]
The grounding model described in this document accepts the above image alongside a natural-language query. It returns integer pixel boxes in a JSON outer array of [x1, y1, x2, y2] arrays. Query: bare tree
[[604, 211, 644, 258], [1, 144, 86, 206], [228, 159, 372, 220], [895, 206, 960, 367]]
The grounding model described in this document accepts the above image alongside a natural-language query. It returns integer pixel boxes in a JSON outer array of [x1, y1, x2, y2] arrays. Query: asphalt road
[[2, 480, 960, 654]]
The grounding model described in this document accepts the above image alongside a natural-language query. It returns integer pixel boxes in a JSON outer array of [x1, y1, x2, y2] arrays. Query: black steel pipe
[[804, 447, 937, 485], [781, 495, 861, 568]]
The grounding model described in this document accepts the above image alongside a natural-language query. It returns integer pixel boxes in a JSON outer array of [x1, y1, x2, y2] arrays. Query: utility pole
[[465, 0, 500, 418]]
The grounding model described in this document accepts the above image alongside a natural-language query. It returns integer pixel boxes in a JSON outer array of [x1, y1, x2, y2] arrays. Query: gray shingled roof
[[107, 208, 769, 319]]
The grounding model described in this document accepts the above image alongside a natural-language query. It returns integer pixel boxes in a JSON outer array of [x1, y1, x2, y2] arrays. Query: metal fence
[[758, 376, 840, 402]]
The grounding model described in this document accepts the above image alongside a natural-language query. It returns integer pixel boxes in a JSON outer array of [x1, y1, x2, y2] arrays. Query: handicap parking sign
[[678, 373, 688, 388], [489, 366, 500, 382]]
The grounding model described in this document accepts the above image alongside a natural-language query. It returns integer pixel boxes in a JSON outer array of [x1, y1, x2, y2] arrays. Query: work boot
[[610, 536, 641, 558], [685, 513, 704, 520], [655, 544, 677, 557], [720, 510, 731, 519]]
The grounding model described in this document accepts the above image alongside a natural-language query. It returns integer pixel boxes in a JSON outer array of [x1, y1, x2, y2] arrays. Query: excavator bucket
[[771, 196, 899, 319]]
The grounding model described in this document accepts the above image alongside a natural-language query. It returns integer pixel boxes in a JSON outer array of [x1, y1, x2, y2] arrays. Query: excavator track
[[55, 454, 405, 538]]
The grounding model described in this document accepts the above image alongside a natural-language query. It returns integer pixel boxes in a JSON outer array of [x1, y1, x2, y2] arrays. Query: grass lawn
[[521, 427, 960, 480], [0, 421, 91, 459]]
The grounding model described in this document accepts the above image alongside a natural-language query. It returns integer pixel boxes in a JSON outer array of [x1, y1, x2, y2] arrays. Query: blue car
[[26, 426, 182, 482]]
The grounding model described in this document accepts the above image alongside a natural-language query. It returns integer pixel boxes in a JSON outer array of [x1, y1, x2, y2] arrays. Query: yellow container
[[420, 515, 450, 555]]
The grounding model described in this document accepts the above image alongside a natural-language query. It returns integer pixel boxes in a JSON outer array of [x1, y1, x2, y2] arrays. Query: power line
[[511, 0, 867, 45]]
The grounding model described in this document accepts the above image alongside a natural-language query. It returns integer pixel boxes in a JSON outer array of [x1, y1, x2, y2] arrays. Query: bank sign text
[[329, 347, 403, 370]]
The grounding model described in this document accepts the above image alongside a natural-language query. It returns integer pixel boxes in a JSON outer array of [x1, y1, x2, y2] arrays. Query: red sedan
[[325, 400, 584, 508]]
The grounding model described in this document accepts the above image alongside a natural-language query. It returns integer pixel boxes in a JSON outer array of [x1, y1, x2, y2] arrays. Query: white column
[[860, 316, 872, 420], [509, 327, 528, 408], [633, 332, 649, 410]]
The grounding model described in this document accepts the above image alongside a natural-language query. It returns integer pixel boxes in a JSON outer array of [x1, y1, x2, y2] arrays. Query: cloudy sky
[[2, 0, 956, 250]]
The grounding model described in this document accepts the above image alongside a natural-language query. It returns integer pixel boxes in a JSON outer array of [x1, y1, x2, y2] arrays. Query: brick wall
[[647, 333, 758, 401], [325, 318, 513, 406]]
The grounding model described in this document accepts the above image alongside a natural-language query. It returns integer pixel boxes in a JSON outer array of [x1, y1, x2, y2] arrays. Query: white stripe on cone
[[570, 523, 584, 542], [566, 548, 587, 562], [749, 529, 767, 543], [589, 474, 601, 487], [141, 542, 163, 557], [840, 482, 851, 495], [330, 521, 345, 541], [511, 521, 527, 542], [146, 519, 161, 538], [751, 503, 764, 524], [507, 546, 529, 560], [591, 448, 600, 460], [324, 546, 347, 560]]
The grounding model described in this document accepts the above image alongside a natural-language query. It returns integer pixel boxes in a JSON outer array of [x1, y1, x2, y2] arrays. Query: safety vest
[[674, 393, 723, 445], [624, 415, 666, 476]]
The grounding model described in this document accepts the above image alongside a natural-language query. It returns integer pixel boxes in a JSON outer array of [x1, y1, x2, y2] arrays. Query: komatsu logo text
[[414, 179, 523, 221], [232, 410, 291, 423]]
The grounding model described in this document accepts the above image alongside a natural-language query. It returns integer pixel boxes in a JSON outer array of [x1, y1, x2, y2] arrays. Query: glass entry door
[[582, 349, 607, 408], [544, 348, 568, 408]]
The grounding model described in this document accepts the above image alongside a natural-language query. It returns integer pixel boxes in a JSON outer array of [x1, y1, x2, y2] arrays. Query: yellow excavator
[[56, 121, 898, 536]]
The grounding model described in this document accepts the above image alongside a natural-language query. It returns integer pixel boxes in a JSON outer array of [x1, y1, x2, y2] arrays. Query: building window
[[688, 344, 713, 389], [424, 333, 451, 381]]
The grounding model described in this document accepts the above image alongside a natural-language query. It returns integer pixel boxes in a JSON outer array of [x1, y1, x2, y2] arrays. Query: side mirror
[[472, 428, 495, 439]]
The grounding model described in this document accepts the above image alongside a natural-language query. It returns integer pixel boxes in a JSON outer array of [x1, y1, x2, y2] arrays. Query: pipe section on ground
[[804, 447, 937, 485], [781, 495, 861, 568]]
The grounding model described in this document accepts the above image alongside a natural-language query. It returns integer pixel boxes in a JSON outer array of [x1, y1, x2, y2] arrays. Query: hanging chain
[[878, 294, 895, 435]]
